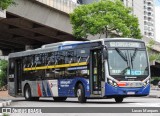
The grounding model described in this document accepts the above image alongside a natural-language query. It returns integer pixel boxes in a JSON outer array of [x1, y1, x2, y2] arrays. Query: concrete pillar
[[25, 45, 33, 50], [0, 8, 6, 19], [0, 50, 3, 56]]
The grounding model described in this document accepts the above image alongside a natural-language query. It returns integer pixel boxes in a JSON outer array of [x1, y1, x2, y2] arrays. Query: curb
[[151, 89, 160, 91], [147, 95, 160, 98], [0, 100, 12, 107]]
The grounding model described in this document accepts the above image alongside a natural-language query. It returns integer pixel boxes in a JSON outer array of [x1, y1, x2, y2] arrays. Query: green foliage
[[0, 0, 14, 10], [147, 39, 155, 52], [151, 77, 160, 85], [2, 113, 10, 116], [146, 39, 160, 62], [0, 60, 8, 87], [70, 0, 142, 39]]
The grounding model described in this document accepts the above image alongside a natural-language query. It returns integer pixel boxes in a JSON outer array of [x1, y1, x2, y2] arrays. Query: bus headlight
[[143, 83, 146, 86], [109, 80, 113, 85], [107, 79, 118, 87], [143, 78, 150, 87]]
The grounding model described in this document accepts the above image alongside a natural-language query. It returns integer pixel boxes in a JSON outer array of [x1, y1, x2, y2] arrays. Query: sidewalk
[[148, 88, 160, 98], [0, 91, 13, 107]]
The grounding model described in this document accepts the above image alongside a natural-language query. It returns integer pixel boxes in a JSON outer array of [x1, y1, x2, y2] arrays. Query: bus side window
[[35, 54, 42, 67], [67, 51, 74, 63], [77, 48, 89, 62], [58, 51, 65, 65], [76, 48, 89, 78], [26, 55, 34, 68], [9, 59, 14, 74], [49, 52, 55, 65], [23, 57, 27, 68], [65, 51, 71, 64]]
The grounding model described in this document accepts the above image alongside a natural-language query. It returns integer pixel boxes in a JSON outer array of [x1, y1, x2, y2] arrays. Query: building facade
[[123, 0, 155, 39], [77, 0, 155, 39]]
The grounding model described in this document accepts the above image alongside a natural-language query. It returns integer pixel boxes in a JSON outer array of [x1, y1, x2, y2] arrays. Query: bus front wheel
[[76, 84, 86, 103], [115, 97, 123, 103]]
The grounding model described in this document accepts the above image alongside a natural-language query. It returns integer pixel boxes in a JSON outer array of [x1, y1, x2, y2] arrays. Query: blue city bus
[[8, 38, 150, 103]]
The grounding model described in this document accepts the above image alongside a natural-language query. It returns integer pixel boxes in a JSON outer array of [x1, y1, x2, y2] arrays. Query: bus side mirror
[[103, 49, 108, 59]]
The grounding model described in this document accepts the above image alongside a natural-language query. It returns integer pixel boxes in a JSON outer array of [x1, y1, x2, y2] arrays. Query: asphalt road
[[2, 97, 160, 116], [9, 97, 160, 107]]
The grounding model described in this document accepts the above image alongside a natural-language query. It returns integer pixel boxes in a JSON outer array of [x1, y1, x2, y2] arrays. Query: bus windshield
[[108, 49, 149, 76]]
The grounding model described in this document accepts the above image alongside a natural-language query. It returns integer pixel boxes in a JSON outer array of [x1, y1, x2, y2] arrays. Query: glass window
[[108, 49, 149, 76], [77, 49, 89, 62], [129, 50, 149, 75], [108, 50, 128, 75]]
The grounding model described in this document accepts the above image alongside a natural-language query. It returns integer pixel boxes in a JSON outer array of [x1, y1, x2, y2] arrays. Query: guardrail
[[36, 0, 79, 13]]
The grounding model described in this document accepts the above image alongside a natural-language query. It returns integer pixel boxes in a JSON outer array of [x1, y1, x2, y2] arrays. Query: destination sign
[[106, 42, 143, 48]]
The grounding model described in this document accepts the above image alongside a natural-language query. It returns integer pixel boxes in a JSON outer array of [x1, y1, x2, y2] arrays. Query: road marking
[[130, 103, 160, 107]]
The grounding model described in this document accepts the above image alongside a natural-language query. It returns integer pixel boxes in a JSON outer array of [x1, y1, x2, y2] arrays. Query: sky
[[155, 0, 160, 42]]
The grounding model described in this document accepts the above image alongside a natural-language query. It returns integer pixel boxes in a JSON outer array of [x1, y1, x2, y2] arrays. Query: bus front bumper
[[105, 83, 150, 97]]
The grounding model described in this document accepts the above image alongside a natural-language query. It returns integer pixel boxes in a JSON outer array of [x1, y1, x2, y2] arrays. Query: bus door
[[8, 59, 15, 96], [14, 59, 22, 95], [90, 49, 102, 95]]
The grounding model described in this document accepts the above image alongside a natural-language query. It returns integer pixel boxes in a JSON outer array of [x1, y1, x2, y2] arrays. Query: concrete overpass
[[0, 0, 78, 55], [143, 37, 160, 77]]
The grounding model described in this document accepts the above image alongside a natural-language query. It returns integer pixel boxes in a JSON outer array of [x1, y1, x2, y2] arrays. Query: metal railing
[[36, 0, 79, 14]]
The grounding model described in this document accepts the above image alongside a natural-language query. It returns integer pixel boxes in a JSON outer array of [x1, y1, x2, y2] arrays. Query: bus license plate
[[127, 92, 135, 95]]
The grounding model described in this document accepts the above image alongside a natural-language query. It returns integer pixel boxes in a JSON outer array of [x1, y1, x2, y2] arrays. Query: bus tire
[[24, 85, 33, 101], [76, 83, 86, 103], [115, 97, 123, 103], [53, 97, 67, 102]]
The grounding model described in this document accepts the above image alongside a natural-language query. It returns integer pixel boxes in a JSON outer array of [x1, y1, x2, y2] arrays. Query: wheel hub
[[25, 89, 29, 98], [77, 89, 81, 97]]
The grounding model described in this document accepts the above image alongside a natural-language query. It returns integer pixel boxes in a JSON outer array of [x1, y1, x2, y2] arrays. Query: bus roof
[[8, 38, 144, 58], [102, 38, 144, 42]]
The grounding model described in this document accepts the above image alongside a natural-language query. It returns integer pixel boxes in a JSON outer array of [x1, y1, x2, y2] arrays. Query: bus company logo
[[2, 108, 42, 114], [50, 83, 53, 88], [60, 80, 71, 85], [60, 80, 71, 87], [2, 108, 12, 114], [126, 83, 129, 86], [130, 83, 133, 86], [50, 83, 57, 88]]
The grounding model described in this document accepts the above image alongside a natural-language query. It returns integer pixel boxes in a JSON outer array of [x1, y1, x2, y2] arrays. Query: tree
[[147, 39, 160, 62], [70, 0, 142, 39], [0, 60, 8, 87], [0, 0, 15, 10]]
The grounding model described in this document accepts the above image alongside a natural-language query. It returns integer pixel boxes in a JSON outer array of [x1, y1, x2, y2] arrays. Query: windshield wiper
[[115, 48, 130, 75], [121, 66, 130, 75], [115, 48, 128, 62], [131, 48, 138, 61], [130, 48, 138, 68]]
